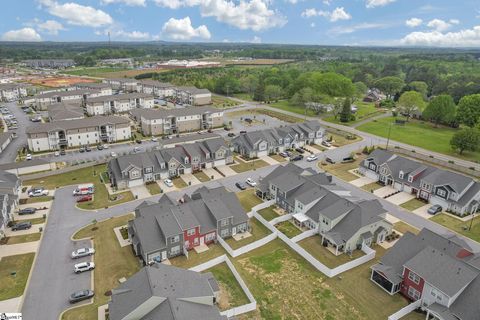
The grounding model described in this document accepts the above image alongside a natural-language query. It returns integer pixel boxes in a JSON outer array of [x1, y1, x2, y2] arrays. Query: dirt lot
[[28, 77, 96, 88]]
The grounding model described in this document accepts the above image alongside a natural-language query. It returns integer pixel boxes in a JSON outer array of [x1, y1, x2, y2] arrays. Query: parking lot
[[0, 102, 31, 164]]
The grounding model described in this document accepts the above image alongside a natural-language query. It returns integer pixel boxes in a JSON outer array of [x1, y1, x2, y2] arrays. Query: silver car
[[71, 247, 95, 259]]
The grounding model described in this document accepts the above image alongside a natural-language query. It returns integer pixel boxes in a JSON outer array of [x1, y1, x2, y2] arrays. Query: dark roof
[[86, 93, 153, 103], [26, 115, 129, 134], [136, 106, 219, 120]]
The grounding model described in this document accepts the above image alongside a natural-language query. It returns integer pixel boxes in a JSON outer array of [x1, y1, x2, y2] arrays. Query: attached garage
[[393, 182, 402, 191], [214, 159, 226, 167], [257, 150, 268, 157], [364, 170, 379, 180], [404, 185, 412, 194], [128, 178, 144, 187]]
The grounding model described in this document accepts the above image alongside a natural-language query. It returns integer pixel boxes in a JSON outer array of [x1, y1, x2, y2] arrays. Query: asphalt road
[[0, 102, 30, 164]]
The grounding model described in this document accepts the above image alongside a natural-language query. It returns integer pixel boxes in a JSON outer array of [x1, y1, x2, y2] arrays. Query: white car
[[103, 144, 109, 149], [321, 141, 332, 147], [28, 189, 49, 197], [245, 178, 257, 187], [164, 179, 173, 187], [26, 154, 32, 161], [307, 155, 318, 162], [133, 147, 141, 153], [74, 262, 95, 274], [71, 247, 95, 259], [151, 137, 158, 142], [110, 151, 117, 158], [54, 151, 60, 157]]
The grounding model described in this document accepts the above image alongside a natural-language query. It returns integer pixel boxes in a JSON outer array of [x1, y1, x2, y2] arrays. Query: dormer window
[[408, 175, 413, 183], [399, 171, 404, 179], [279, 139, 283, 144], [184, 157, 189, 164]]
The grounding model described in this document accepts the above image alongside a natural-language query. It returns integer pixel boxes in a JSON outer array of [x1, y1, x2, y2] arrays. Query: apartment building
[[85, 93, 154, 115], [102, 78, 138, 92], [0, 83, 29, 102], [26, 116, 131, 151], [137, 79, 175, 98], [22, 59, 75, 69], [134, 106, 224, 136], [73, 82, 113, 96], [174, 86, 212, 106], [47, 102, 84, 122], [359, 149, 480, 216], [0, 170, 21, 239], [34, 89, 104, 110]]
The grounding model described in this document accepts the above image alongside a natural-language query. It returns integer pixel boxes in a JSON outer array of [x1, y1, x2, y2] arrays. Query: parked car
[[18, 207, 36, 215], [341, 156, 355, 163], [54, 151, 60, 157], [76, 195, 93, 203], [69, 290, 94, 304], [28, 189, 49, 197], [85, 145, 91, 152], [136, 139, 142, 144], [245, 178, 257, 187], [325, 157, 335, 164], [151, 137, 158, 142], [427, 205, 442, 215], [71, 247, 95, 259], [291, 155, 304, 162], [26, 154, 32, 161], [74, 262, 95, 274], [60, 149, 66, 156], [321, 141, 332, 147], [133, 147, 141, 153], [103, 144, 109, 149], [279, 151, 290, 158], [207, 129, 213, 133], [224, 127, 231, 131], [227, 132, 235, 137], [79, 146, 85, 153], [110, 151, 117, 157], [235, 182, 247, 190], [295, 148, 305, 154], [12, 221, 32, 231], [96, 145, 104, 150], [306, 155, 318, 162], [239, 130, 247, 134], [164, 179, 173, 187]]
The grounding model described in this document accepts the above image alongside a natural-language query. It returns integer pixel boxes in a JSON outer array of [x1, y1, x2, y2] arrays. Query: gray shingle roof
[[47, 102, 84, 121], [87, 93, 153, 103], [136, 106, 219, 120], [35, 89, 100, 98], [25, 115, 129, 134]]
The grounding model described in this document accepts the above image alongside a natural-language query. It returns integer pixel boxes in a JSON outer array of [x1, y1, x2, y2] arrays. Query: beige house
[[174, 86, 212, 106], [73, 82, 113, 96], [137, 80, 175, 98], [26, 116, 131, 151], [85, 93, 154, 115], [102, 78, 138, 92], [135, 106, 223, 136], [34, 89, 104, 110]]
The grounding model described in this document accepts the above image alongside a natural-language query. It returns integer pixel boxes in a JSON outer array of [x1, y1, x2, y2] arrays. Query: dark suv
[[12, 221, 32, 231], [18, 207, 36, 215]]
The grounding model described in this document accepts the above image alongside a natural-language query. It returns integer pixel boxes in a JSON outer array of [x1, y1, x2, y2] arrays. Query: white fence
[[188, 255, 257, 318], [247, 200, 275, 218], [387, 300, 422, 320], [329, 243, 376, 277], [269, 213, 293, 225], [218, 230, 277, 258], [290, 229, 317, 243]]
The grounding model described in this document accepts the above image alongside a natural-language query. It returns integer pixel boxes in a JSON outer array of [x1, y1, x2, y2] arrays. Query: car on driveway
[[28, 188, 49, 197], [291, 155, 304, 161], [71, 247, 95, 259], [136, 139, 142, 144], [54, 151, 60, 157], [235, 182, 246, 190], [427, 205, 442, 215], [245, 178, 257, 187], [227, 132, 235, 137], [110, 151, 117, 157], [325, 157, 335, 164], [26, 154, 32, 160], [18, 207, 36, 215], [12, 221, 32, 231], [60, 149, 66, 156], [76, 195, 93, 203], [164, 179, 173, 187], [74, 262, 95, 274], [85, 145, 91, 152], [69, 290, 94, 304], [295, 148, 305, 154], [306, 155, 318, 162], [321, 141, 332, 147], [96, 145, 104, 150], [79, 146, 85, 153], [151, 137, 158, 142], [133, 147, 141, 153], [279, 151, 290, 158]]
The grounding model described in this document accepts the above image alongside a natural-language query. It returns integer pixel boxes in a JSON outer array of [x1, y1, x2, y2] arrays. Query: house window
[[187, 228, 195, 236], [205, 232, 216, 241], [399, 171, 404, 179], [408, 287, 421, 300], [171, 235, 180, 243], [430, 288, 442, 301], [381, 168, 387, 175], [408, 271, 420, 284], [369, 163, 376, 171], [220, 229, 229, 237], [220, 219, 228, 227], [184, 157, 189, 164], [170, 245, 180, 255], [408, 175, 413, 183], [436, 189, 447, 198]]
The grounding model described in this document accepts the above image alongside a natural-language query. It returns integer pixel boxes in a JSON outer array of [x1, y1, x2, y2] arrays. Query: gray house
[[232, 120, 325, 159], [258, 163, 392, 255], [128, 186, 249, 263], [371, 228, 480, 320], [0, 170, 21, 238], [108, 263, 226, 320], [359, 149, 480, 216]]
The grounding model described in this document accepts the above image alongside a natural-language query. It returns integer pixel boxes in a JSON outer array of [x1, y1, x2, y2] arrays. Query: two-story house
[[359, 149, 480, 216], [128, 186, 249, 263]]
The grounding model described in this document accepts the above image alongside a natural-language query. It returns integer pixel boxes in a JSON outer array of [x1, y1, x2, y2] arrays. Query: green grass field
[[257, 206, 280, 221], [63, 67, 129, 77], [430, 213, 480, 242], [0, 253, 35, 300], [357, 116, 480, 162], [224, 218, 272, 249], [230, 158, 270, 173], [236, 190, 263, 212], [2, 233, 41, 245], [275, 221, 302, 238], [323, 102, 384, 125], [145, 182, 161, 195], [269, 100, 317, 117], [400, 198, 427, 211]]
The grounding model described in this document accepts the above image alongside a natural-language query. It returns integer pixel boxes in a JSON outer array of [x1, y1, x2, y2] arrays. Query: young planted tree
[[397, 91, 426, 121], [450, 128, 480, 155], [422, 94, 456, 127]]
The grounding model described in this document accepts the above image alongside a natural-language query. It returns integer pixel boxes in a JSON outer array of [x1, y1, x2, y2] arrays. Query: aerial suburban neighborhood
[[1, 1, 480, 320]]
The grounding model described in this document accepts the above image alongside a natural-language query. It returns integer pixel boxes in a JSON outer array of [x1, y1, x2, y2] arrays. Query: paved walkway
[[217, 165, 237, 177], [374, 186, 397, 198], [203, 168, 223, 180], [0, 295, 22, 313], [350, 176, 375, 187], [0, 241, 39, 258], [130, 185, 150, 199], [182, 173, 202, 186], [386, 192, 416, 205]]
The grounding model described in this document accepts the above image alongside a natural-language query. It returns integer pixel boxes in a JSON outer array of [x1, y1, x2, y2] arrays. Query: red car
[[76, 195, 93, 203]]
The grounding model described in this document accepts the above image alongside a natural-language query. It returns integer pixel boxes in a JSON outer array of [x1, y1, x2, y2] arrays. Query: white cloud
[[39, 0, 113, 27], [329, 22, 386, 35], [101, 0, 145, 5], [400, 25, 480, 47], [365, 0, 395, 8], [323, 0, 332, 5], [427, 19, 453, 32], [405, 18, 422, 28], [449, 19, 459, 25], [2, 28, 42, 41], [301, 7, 350, 22], [155, 0, 286, 31], [37, 20, 65, 35], [250, 35, 261, 43], [162, 17, 211, 40]]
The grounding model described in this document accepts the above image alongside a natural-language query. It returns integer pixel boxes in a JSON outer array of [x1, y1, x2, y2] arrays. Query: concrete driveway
[[5, 223, 44, 236], [412, 205, 435, 220], [0, 296, 23, 313], [263, 156, 279, 165], [130, 185, 150, 199], [217, 165, 237, 177], [181, 173, 201, 186], [203, 168, 223, 180], [374, 186, 397, 198], [386, 192, 416, 205], [350, 176, 375, 187], [0, 241, 39, 258]]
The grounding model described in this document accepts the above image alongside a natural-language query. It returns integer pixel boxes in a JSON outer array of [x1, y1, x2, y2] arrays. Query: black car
[[69, 290, 95, 304], [325, 157, 335, 164], [97, 145, 104, 150], [136, 139, 142, 144], [60, 149, 66, 156], [85, 146, 91, 152], [12, 221, 32, 231], [291, 155, 304, 161], [227, 132, 235, 137], [239, 130, 247, 134], [18, 207, 36, 215], [295, 148, 305, 154], [235, 182, 247, 190]]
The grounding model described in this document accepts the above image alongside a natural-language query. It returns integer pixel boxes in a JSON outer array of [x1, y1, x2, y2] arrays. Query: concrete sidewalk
[[263, 156, 279, 165], [182, 173, 201, 186], [350, 176, 375, 187], [203, 168, 223, 180], [0, 241, 39, 258], [0, 296, 22, 313]]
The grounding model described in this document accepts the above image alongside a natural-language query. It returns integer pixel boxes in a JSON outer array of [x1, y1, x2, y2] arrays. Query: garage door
[[214, 159, 226, 167], [128, 178, 144, 187], [393, 182, 402, 191], [404, 185, 412, 194], [364, 171, 379, 180], [257, 150, 268, 157]]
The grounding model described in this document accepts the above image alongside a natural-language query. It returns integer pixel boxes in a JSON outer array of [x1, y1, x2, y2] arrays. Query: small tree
[[450, 128, 480, 155], [340, 98, 352, 123], [423, 94, 456, 127]]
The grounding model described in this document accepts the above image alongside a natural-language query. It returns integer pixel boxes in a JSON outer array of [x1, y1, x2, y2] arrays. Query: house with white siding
[[0, 83, 29, 102], [85, 93, 154, 115]]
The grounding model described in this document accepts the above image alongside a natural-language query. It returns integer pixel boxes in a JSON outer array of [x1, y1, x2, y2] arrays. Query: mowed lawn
[[230, 158, 270, 173], [275, 221, 303, 238], [224, 218, 272, 249], [62, 214, 141, 320], [257, 206, 280, 221], [0, 253, 35, 300], [298, 236, 364, 268], [323, 102, 384, 126], [24, 164, 134, 210], [235, 189, 263, 212], [431, 213, 480, 242], [357, 116, 480, 162]]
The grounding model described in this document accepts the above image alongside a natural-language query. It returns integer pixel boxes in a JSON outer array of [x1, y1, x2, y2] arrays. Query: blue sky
[[1, 0, 480, 46]]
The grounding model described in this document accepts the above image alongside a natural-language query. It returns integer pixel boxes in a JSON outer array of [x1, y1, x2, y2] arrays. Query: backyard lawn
[[400, 198, 427, 211], [393, 221, 420, 235], [204, 262, 250, 310], [357, 116, 480, 162], [63, 214, 141, 320], [257, 206, 280, 221], [1, 233, 41, 245], [235, 190, 263, 212], [298, 236, 365, 268], [275, 221, 303, 238], [319, 156, 365, 182], [0, 253, 35, 300], [170, 243, 226, 269], [230, 158, 269, 173], [361, 182, 384, 192], [224, 218, 272, 250], [24, 164, 134, 210], [193, 171, 211, 183], [430, 213, 480, 242], [145, 182, 161, 195]]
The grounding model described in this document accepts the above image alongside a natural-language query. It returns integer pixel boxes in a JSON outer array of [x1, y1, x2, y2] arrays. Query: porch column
[[335, 245, 338, 255], [425, 310, 430, 320]]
